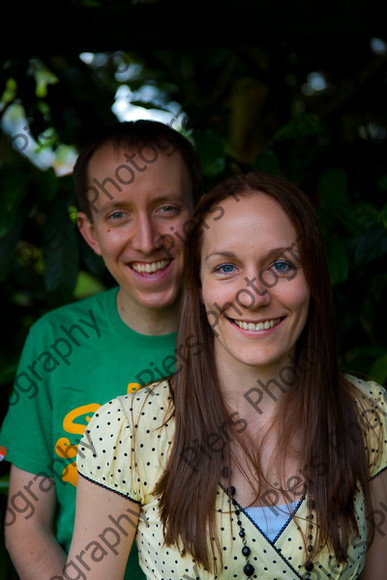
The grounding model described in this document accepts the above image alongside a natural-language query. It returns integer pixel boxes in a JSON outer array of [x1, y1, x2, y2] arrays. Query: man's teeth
[[132, 260, 170, 273], [233, 318, 281, 331]]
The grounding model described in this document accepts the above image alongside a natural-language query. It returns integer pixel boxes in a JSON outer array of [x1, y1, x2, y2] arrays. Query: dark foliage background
[[1, 1, 387, 577]]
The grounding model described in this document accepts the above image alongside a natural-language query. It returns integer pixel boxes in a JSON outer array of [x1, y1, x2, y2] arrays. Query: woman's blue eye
[[272, 260, 294, 273], [216, 264, 235, 274]]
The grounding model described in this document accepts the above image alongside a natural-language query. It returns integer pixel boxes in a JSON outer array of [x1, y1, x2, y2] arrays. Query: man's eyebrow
[[95, 200, 131, 213], [151, 193, 187, 202], [93, 192, 187, 213]]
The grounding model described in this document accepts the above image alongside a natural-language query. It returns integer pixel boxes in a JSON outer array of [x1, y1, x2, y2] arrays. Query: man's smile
[[130, 259, 171, 274]]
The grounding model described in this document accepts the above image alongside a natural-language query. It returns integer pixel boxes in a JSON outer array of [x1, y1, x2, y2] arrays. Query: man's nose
[[131, 215, 162, 254]]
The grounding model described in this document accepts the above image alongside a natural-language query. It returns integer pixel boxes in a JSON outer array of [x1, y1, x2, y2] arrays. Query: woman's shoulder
[[344, 373, 387, 478], [80, 379, 173, 447], [77, 379, 174, 499], [116, 378, 173, 421], [344, 373, 386, 408], [94, 378, 172, 415]]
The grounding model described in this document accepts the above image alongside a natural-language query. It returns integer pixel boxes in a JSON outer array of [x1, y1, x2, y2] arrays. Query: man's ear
[[77, 212, 103, 256]]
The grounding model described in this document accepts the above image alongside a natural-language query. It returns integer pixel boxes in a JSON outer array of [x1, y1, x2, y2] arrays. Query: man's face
[[78, 144, 194, 318]]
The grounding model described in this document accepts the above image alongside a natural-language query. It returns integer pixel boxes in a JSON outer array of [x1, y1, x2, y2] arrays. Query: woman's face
[[200, 192, 310, 377]]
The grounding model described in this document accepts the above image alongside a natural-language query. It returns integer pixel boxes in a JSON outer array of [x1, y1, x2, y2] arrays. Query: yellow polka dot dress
[[77, 377, 387, 579]]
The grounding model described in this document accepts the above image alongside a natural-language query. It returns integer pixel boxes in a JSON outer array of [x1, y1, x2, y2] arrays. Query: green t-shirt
[[0, 286, 177, 580]]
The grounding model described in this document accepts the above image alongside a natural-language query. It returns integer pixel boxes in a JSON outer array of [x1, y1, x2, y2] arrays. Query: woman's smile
[[200, 192, 310, 376]]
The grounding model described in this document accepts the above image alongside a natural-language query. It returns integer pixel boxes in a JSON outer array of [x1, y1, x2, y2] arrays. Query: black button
[[243, 563, 255, 576], [305, 561, 314, 572]]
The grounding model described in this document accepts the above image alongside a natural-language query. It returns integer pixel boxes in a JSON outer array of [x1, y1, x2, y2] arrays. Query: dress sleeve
[[77, 395, 142, 504], [351, 377, 387, 479]]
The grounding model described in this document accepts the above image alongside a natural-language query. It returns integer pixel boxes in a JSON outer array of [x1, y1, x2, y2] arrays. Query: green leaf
[[1, 77, 17, 103], [353, 201, 379, 229], [0, 359, 18, 387], [252, 150, 281, 174], [0, 168, 26, 236], [370, 354, 387, 386], [193, 129, 225, 177], [326, 236, 349, 284], [80, 240, 106, 278], [39, 167, 58, 201], [273, 113, 322, 141], [377, 176, 387, 191], [318, 168, 349, 209], [0, 211, 25, 281], [73, 271, 106, 300], [0, 476, 10, 496], [129, 100, 167, 111], [380, 204, 387, 229], [43, 221, 79, 295], [352, 226, 387, 265]]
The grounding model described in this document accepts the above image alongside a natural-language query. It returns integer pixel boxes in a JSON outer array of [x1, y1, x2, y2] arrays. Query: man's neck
[[116, 288, 178, 336]]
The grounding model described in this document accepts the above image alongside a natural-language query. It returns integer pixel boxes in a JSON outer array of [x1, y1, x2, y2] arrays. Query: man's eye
[[159, 205, 177, 213], [215, 263, 236, 274], [109, 211, 126, 220]]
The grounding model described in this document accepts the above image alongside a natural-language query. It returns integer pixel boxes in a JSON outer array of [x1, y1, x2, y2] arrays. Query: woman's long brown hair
[[154, 171, 374, 572]]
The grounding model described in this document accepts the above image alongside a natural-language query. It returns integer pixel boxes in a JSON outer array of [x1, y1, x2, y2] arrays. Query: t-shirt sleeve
[[350, 376, 387, 479], [77, 396, 142, 504], [0, 320, 53, 473]]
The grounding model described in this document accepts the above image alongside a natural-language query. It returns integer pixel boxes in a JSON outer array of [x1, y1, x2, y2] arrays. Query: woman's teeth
[[233, 318, 281, 331], [131, 260, 170, 273]]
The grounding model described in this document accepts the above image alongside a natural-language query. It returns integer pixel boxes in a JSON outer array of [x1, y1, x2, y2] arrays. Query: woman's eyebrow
[[265, 246, 301, 260], [204, 251, 237, 262], [204, 246, 301, 263]]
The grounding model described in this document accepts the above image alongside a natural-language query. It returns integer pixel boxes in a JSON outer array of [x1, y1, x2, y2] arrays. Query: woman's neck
[[217, 356, 295, 421]]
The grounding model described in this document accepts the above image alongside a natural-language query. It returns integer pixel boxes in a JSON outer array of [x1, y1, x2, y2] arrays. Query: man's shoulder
[[31, 287, 117, 333]]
